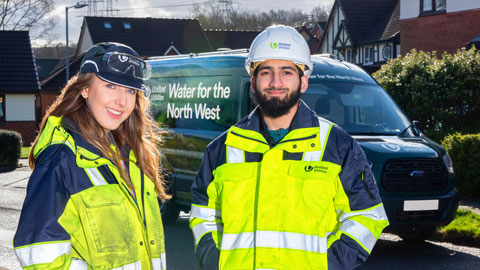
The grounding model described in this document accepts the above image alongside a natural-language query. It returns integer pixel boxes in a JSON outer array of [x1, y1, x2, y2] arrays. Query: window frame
[[0, 94, 5, 122], [420, 0, 446, 16], [364, 46, 374, 65]]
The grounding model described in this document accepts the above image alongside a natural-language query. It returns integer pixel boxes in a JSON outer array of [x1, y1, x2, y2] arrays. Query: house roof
[[317, 21, 327, 31], [41, 54, 84, 92], [204, 30, 260, 50], [0, 31, 40, 93], [36, 58, 61, 80], [339, 0, 400, 44], [77, 17, 213, 56]]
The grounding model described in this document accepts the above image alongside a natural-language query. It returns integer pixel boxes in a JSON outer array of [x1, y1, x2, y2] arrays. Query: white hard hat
[[245, 25, 313, 77]]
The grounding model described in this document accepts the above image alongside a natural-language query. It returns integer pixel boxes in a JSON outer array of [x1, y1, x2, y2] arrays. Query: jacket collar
[[35, 115, 115, 168]]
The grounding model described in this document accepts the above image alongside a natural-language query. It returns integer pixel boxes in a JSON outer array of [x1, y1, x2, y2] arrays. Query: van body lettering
[[197, 82, 212, 98], [167, 103, 193, 119], [169, 83, 196, 98], [195, 103, 220, 120], [213, 82, 231, 99]]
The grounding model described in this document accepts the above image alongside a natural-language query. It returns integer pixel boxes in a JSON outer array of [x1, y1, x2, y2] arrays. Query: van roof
[[147, 50, 377, 85]]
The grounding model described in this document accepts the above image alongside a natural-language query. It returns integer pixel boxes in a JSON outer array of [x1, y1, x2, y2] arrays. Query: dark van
[[145, 50, 459, 241]]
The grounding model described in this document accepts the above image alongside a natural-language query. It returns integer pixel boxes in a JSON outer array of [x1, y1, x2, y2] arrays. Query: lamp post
[[66, 2, 88, 83]]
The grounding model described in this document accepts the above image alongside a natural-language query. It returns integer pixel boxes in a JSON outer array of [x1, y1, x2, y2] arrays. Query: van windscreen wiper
[[398, 120, 420, 137]]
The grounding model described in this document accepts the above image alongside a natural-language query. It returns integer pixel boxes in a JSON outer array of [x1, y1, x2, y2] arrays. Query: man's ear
[[250, 76, 256, 93], [300, 76, 308, 94]]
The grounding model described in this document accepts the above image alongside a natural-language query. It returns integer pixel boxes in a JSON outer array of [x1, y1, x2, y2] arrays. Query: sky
[[39, 0, 334, 46]]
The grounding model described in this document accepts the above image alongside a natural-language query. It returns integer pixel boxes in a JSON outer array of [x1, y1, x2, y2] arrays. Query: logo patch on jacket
[[304, 165, 328, 173]]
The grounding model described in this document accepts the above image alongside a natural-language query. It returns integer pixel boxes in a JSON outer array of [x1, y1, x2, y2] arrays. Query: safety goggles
[[100, 52, 152, 80]]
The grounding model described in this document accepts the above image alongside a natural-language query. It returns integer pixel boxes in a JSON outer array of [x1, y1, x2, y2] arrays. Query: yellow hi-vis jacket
[[13, 116, 166, 269], [190, 101, 389, 270]]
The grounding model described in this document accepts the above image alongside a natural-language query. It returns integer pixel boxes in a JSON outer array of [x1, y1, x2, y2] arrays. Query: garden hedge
[[373, 47, 480, 142], [0, 129, 22, 169], [442, 133, 480, 198]]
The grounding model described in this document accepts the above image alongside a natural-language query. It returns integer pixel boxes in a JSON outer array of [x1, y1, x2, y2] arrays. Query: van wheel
[[398, 226, 436, 242], [160, 199, 180, 224]]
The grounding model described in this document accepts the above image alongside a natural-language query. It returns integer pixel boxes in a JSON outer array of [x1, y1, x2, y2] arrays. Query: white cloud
[[36, 0, 333, 46]]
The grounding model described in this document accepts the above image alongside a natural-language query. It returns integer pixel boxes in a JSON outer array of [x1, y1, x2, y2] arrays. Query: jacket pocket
[[214, 163, 256, 224], [80, 185, 136, 253], [287, 162, 337, 223]]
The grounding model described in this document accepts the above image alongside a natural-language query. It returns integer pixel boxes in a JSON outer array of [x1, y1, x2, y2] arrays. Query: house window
[[123, 22, 131, 29], [0, 95, 4, 122], [364, 47, 374, 65], [346, 49, 352, 63], [103, 22, 112, 29], [421, 0, 446, 14]]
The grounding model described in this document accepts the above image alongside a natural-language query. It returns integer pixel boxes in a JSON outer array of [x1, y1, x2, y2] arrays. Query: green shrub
[[374, 47, 480, 142], [0, 129, 22, 168], [442, 133, 480, 198]]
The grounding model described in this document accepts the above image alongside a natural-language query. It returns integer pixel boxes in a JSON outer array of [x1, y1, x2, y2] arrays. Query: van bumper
[[382, 188, 460, 228]]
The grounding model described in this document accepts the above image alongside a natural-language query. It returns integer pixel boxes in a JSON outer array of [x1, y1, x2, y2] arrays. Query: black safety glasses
[[101, 52, 152, 80]]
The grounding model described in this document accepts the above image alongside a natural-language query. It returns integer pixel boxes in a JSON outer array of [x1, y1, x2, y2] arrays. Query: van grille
[[381, 159, 448, 192]]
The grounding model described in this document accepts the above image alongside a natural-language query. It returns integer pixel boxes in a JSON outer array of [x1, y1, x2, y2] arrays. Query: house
[[0, 31, 40, 145], [204, 29, 260, 50], [75, 17, 213, 57], [36, 58, 61, 80], [39, 54, 85, 121], [318, 0, 400, 73], [309, 22, 327, 54], [400, 0, 480, 55]]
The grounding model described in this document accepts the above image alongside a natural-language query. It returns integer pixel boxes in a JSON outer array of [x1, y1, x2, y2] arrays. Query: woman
[[13, 42, 169, 269]]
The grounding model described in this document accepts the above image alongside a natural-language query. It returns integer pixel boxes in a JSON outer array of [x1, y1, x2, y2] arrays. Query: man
[[189, 25, 389, 270]]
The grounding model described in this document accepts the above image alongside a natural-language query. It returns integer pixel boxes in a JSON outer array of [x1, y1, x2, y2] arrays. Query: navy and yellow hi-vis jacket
[[190, 101, 389, 270], [13, 116, 166, 269]]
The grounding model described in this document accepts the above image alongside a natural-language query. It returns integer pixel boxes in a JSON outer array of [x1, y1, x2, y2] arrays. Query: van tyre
[[398, 226, 436, 242], [160, 199, 180, 224]]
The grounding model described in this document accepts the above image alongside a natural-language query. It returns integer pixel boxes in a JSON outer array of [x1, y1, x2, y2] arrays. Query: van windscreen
[[302, 82, 411, 135]]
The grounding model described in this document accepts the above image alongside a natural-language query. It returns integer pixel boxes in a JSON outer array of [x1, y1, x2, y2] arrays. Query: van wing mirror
[[412, 120, 422, 136]]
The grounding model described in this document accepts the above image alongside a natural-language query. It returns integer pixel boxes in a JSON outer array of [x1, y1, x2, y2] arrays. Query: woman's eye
[[106, 84, 115, 89], [127, 89, 137, 95]]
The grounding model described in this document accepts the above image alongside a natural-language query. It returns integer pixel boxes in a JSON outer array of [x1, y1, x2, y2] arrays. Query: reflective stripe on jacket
[[190, 101, 389, 270], [13, 116, 166, 269]]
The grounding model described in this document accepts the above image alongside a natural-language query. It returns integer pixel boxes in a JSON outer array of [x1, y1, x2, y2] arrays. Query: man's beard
[[252, 83, 302, 118]]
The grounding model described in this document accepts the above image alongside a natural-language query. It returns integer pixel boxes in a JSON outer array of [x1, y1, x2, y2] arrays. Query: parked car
[[145, 50, 460, 241]]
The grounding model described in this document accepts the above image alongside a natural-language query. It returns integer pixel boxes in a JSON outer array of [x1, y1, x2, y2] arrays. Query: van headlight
[[443, 152, 454, 174]]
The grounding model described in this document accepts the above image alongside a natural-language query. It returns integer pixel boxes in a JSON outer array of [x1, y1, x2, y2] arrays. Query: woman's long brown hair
[[29, 73, 170, 201]]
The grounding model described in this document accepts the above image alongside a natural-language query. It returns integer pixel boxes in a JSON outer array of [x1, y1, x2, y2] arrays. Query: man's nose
[[269, 72, 283, 88]]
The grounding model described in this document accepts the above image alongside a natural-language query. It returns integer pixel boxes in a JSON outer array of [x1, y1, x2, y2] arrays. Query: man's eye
[[260, 71, 271, 76]]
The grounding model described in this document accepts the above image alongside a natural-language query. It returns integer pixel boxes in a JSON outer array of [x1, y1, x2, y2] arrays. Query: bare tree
[[192, 0, 330, 30], [310, 5, 329, 23], [0, 0, 57, 40]]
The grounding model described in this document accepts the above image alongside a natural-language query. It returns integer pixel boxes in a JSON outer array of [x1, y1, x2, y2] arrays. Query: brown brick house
[[0, 31, 40, 146], [400, 0, 480, 55]]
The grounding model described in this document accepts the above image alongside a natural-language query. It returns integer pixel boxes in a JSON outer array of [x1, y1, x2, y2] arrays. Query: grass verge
[[21, 147, 30, 159], [435, 209, 480, 247]]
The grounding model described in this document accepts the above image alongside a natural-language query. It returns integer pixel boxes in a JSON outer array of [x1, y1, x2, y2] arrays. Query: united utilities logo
[[270, 42, 291, 50], [304, 165, 328, 174]]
